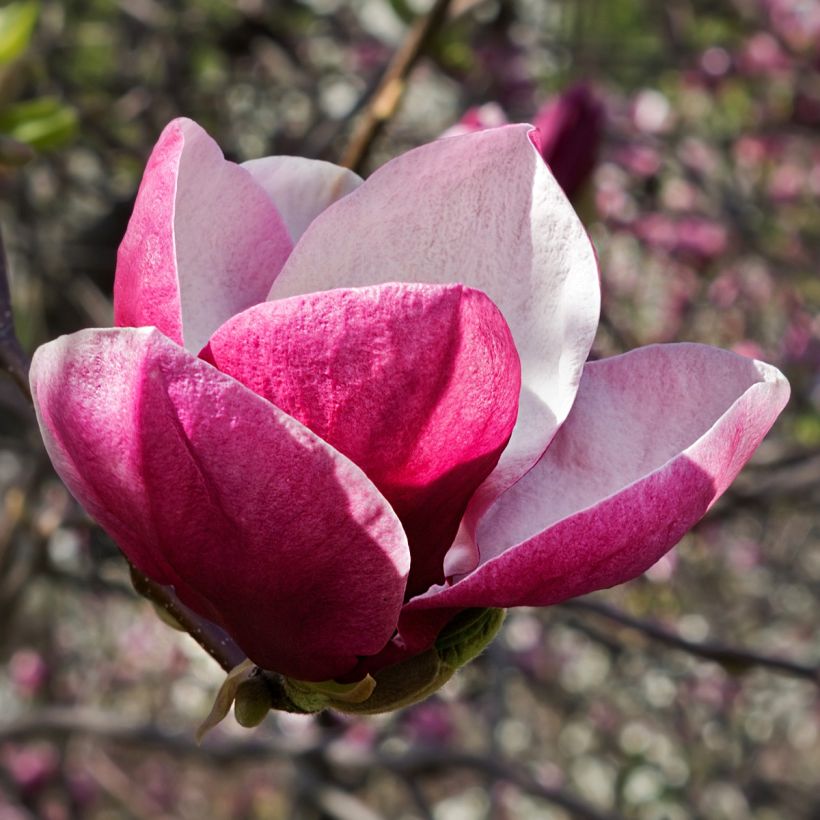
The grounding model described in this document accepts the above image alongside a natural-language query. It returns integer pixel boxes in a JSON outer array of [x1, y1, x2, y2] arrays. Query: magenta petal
[[114, 118, 293, 352], [402, 343, 789, 620], [203, 283, 522, 597], [267, 126, 600, 547], [30, 328, 410, 681]]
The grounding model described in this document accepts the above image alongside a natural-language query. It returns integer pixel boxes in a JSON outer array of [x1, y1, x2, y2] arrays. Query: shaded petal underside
[[30, 327, 411, 681]]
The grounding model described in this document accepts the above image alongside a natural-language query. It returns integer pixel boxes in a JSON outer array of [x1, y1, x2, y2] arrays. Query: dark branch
[[0, 708, 620, 820], [0, 226, 32, 400], [563, 598, 820, 685]]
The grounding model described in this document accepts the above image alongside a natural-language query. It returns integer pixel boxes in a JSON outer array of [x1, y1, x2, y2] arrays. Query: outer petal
[[30, 328, 410, 681], [267, 125, 601, 565], [401, 344, 789, 623], [202, 283, 521, 597], [114, 118, 293, 353], [242, 156, 362, 243]]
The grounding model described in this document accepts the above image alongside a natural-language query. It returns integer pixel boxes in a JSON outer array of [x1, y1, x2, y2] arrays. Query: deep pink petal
[[266, 125, 601, 575], [114, 118, 293, 352], [202, 282, 521, 597], [242, 156, 362, 242], [401, 344, 788, 626], [30, 328, 410, 681]]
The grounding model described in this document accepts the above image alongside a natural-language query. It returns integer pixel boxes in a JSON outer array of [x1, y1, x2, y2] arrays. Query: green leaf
[[0, 97, 77, 150], [0, 1, 39, 65]]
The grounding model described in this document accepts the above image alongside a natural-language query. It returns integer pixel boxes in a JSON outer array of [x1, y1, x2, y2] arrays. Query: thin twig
[[339, 0, 455, 173], [380, 749, 624, 820], [563, 598, 820, 685], [0, 226, 32, 400], [0, 707, 308, 761]]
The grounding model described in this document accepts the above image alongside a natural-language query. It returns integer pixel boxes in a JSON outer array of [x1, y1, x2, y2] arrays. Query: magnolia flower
[[30, 119, 788, 714]]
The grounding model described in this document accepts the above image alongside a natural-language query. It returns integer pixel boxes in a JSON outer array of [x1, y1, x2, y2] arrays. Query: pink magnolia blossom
[[30, 120, 788, 693]]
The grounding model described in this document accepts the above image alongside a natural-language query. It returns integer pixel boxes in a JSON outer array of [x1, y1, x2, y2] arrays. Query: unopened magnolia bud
[[234, 676, 273, 728]]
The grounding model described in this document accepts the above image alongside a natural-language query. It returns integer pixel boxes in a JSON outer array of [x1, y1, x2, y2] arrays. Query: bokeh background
[[1, 1, 819, 818]]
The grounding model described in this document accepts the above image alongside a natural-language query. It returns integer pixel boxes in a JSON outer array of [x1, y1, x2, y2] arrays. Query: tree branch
[[0, 707, 621, 820], [563, 598, 820, 685], [0, 226, 32, 400], [339, 0, 455, 173]]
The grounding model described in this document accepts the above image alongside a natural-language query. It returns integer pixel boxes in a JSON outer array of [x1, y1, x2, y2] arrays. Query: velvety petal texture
[[30, 328, 410, 681], [267, 126, 601, 530], [202, 282, 521, 597], [402, 344, 789, 624], [114, 118, 293, 352]]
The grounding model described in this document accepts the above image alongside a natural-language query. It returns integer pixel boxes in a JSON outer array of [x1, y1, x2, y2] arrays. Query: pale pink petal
[[30, 328, 410, 681], [115, 118, 293, 353], [202, 282, 521, 598], [401, 344, 788, 622], [267, 125, 601, 573], [242, 156, 362, 242]]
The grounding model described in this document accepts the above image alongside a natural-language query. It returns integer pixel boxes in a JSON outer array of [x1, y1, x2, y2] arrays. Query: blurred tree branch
[[563, 598, 820, 685], [0, 227, 32, 401], [0, 707, 622, 820], [340, 0, 456, 173]]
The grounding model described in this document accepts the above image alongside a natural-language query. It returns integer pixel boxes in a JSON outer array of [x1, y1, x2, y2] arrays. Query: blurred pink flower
[[631, 214, 729, 262], [769, 163, 805, 202], [764, 0, 820, 53], [8, 649, 48, 697], [613, 143, 662, 178], [440, 102, 508, 137], [30, 119, 788, 694], [1, 745, 59, 795], [737, 32, 793, 75]]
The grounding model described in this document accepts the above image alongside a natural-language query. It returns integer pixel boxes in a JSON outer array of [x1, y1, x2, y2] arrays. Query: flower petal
[[402, 343, 789, 619], [202, 282, 521, 597], [30, 327, 410, 681], [267, 125, 601, 549], [242, 156, 362, 242], [114, 118, 293, 352]]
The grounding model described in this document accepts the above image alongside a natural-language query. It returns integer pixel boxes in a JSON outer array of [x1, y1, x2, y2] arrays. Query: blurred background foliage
[[1, 0, 819, 818]]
